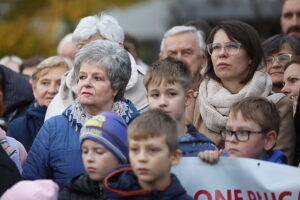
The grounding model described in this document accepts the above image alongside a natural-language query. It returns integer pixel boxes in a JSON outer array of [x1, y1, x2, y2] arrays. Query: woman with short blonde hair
[[7, 56, 71, 152]]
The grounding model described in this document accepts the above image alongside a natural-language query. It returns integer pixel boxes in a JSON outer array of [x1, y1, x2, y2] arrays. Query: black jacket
[[0, 65, 34, 124], [58, 173, 103, 200], [7, 102, 47, 151], [0, 146, 21, 195], [294, 95, 300, 166]]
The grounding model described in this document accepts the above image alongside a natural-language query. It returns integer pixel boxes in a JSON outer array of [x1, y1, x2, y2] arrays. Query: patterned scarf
[[198, 71, 273, 133], [66, 99, 136, 131]]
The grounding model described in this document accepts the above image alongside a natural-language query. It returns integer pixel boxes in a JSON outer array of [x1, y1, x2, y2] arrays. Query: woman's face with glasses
[[265, 43, 294, 86], [208, 29, 251, 91]]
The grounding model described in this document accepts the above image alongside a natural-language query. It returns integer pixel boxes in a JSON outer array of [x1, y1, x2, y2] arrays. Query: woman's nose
[[281, 84, 291, 95]]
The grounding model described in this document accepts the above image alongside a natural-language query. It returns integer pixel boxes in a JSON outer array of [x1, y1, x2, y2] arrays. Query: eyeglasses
[[207, 42, 242, 56], [266, 54, 293, 65], [220, 129, 264, 142]]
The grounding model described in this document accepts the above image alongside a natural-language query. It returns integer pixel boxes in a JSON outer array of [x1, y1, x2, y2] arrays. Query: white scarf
[[199, 71, 273, 133]]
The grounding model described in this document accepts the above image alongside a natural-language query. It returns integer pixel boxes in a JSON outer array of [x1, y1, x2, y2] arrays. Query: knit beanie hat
[[1, 180, 59, 200], [80, 112, 128, 163]]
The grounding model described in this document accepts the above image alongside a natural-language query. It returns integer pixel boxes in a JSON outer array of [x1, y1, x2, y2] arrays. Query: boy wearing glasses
[[199, 96, 287, 164]]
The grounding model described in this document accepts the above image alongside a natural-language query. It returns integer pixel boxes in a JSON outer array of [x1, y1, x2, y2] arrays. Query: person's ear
[[264, 130, 277, 151], [170, 149, 182, 166], [112, 90, 119, 98], [248, 58, 252, 65], [185, 89, 194, 107]]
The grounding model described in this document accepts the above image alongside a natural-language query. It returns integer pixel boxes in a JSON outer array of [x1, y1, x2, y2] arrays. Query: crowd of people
[[0, 0, 299, 199]]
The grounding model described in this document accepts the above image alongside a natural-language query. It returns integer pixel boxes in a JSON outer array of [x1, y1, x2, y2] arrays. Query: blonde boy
[[199, 96, 287, 164], [144, 57, 217, 156], [104, 109, 194, 199]]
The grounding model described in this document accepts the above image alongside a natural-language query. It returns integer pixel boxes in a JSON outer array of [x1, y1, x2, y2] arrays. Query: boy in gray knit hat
[[59, 112, 128, 200]]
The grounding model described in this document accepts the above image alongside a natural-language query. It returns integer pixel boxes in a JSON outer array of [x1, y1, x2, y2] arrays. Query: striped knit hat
[[80, 112, 128, 163]]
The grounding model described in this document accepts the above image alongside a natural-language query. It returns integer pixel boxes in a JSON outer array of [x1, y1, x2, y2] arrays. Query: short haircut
[[159, 25, 206, 56], [144, 57, 192, 92], [262, 34, 300, 57], [74, 40, 131, 101], [229, 96, 280, 134], [72, 13, 124, 45], [19, 56, 45, 74], [128, 109, 179, 153], [285, 56, 300, 70], [31, 56, 72, 88], [205, 20, 263, 85], [57, 33, 73, 54]]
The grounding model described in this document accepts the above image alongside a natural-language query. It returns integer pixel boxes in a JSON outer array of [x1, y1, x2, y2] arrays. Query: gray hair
[[32, 56, 73, 88], [0, 55, 22, 66], [159, 25, 206, 56], [72, 13, 124, 46], [74, 40, 131, 101]]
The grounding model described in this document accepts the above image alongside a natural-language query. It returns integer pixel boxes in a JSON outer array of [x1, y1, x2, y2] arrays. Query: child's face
[[147, 81, 190, 122], [224, 111, 267, 160], [129, 135, 181, 190], [81, 139, 120, 181]]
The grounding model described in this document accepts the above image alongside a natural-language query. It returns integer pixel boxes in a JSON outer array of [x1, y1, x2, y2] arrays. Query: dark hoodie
[[0, 65, 34, 124], [7, 102, 47, 151], [104, 166, 194, 200], [58, 173, 103, 200]]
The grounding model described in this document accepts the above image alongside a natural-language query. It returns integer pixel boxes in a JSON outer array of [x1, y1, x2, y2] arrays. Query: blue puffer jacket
[[104, 165, 194, 200], [223, 149, 288, 164], [178, 124, 218, 157], [22, 99, 139, 189], [7, 102, 47, 152]]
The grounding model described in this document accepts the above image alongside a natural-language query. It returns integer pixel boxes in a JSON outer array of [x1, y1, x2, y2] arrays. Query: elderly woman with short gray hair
[[22, 40, 138, 188]]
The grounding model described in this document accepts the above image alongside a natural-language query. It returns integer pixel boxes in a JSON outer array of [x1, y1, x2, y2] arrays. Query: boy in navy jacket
[[104, 110, 194, 200]]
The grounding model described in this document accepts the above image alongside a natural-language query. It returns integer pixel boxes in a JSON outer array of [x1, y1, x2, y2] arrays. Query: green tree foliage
[[0, 0, 142, 58]]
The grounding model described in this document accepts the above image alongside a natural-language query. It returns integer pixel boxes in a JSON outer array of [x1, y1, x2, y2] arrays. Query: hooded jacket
[[104, 166, 194, 200], [7, 102, 47, 151], [0, 65, 34, 123], [58, 173, 103, 200]]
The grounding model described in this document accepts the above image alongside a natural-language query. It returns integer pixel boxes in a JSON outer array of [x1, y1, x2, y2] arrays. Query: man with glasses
[[199, 97, 287, 164], [262, 34, 300, 93]]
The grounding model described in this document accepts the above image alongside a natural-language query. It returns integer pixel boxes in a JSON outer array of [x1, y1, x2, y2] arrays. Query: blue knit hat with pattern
[[80, 112, 128, 163]]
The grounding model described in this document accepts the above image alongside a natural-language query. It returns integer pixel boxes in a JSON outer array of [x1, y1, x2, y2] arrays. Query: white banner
[[172, 157, 300, 200]]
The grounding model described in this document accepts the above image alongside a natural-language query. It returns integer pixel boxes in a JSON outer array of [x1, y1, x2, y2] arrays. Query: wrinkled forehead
[[282, 0, 300, 14]]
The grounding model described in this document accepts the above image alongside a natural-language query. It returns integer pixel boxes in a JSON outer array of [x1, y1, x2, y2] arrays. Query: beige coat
[[186, 94, 296, 165]]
